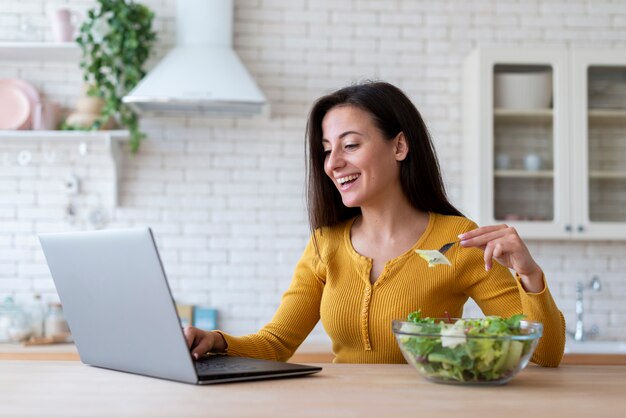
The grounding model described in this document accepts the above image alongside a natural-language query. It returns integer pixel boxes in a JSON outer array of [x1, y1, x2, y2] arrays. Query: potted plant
[[73, 0, 157, 152]]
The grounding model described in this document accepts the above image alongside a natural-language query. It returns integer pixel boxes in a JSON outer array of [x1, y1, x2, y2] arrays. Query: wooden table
[[2, 342, 626, 365], [0, 342, 335, 363], [0, 361, 624, 418], [0, 343, 79, 361]]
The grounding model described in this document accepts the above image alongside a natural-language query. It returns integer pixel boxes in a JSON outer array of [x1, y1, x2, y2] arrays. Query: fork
[[437, 241, 457, 255]]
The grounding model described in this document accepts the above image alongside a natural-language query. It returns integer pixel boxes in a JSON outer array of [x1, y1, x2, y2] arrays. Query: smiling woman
[[183, 81, 566, 367], [306, 82, 462, 231]]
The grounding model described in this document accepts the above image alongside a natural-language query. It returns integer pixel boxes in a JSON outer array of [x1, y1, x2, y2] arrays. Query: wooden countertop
[[2, 342, 626, 365], [0, 342, 79, 361], [0, 342, 335, 362], [0, 361, 625, 417]]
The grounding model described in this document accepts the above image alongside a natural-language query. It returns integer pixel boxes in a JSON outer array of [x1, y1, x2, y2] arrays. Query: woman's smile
[[336, 173, 361, 190]]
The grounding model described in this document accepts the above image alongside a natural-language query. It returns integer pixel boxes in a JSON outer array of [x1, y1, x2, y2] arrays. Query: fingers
[[459, 224, 510, 248], [483, 239, 508, 271], [483, 240, 494, 271], [183, 326, 214, 359], [191, 335, 213, 360], [183, 326, 197, 348], [461, 224, 542, 277], [461, 224, 525, 271], [458, 224, 507, 241]]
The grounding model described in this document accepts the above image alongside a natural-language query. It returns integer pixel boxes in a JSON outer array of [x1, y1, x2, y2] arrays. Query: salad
[[414, 249, 451, 267], [394, 311, 542, 384]]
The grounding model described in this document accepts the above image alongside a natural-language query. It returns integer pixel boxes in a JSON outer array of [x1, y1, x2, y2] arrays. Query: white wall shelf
[[0, 43, 130, 208], [0, 42, 80, 61], [0, 130, 129, 206]]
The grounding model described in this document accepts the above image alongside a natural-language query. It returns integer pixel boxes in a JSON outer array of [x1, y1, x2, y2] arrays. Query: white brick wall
[[1, 0, 626, 343]]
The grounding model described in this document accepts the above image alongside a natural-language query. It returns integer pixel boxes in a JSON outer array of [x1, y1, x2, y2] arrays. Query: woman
[[184, 81, 565, 366]]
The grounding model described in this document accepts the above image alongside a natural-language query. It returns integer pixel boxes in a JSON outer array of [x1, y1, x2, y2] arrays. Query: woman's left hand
[[458, 224, 544, 293]]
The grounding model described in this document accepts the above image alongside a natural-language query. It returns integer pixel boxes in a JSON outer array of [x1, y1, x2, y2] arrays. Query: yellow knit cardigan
[[217, 213, 566, 366]]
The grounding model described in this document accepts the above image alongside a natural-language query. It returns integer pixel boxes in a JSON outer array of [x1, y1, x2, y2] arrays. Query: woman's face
[[321, 105, 408, 208]]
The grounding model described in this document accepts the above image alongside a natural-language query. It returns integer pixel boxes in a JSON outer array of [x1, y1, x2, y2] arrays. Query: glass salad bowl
[[392, 314, 543, 385]]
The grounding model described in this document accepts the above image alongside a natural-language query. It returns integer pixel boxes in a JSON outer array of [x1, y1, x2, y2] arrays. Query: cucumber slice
[[493, 340, 510, 372], [502, 340, 524, 372]]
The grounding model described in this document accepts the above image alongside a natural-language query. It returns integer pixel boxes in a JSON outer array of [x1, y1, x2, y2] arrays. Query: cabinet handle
[[565, 224, 572, 232], [577, 225, 585, 233]]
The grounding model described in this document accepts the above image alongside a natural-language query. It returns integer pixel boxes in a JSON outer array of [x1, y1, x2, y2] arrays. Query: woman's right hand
[[183, 326, 227, 359]]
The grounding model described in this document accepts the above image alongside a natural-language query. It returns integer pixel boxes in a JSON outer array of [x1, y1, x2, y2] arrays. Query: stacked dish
[[0, 79, 41, 130]]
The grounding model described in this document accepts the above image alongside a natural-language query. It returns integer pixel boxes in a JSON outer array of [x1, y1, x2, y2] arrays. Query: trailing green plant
[[75, 0, 157, 152]]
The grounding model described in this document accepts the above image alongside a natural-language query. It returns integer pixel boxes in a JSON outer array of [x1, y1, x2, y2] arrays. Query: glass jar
[[0, 297, 14, 343], [0, 296, 33, 343], [28, 294, 46, 339], [8, 308, 32, 343], [44, 303, 70, 339]]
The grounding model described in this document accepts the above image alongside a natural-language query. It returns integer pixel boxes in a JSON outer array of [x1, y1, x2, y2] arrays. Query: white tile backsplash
[[1, 0, 626, 342]]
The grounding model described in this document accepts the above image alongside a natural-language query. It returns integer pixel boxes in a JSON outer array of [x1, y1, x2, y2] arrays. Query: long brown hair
[[305, 81, 462, 231]]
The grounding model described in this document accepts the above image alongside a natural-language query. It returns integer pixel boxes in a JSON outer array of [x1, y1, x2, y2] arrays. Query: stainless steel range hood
[[122, 0, 267, 116]]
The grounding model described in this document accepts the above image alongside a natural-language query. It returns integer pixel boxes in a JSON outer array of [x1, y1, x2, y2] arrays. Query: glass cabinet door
[[492, 64, 555, 223], [572, 52, 626, 239], [587, 66, 626, 222]]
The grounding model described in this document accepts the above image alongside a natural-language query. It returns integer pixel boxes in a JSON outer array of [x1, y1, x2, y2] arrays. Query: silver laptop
[[38, 228, 322, 385]]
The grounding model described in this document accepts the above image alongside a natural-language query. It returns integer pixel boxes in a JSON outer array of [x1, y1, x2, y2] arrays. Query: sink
[[565, 340, 626, 354]]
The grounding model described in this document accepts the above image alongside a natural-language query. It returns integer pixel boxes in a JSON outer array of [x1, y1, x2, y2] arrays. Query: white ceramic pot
[[524, 154, 542, 171], [495, 153, 511, 170], [494, 71, 553, 109]]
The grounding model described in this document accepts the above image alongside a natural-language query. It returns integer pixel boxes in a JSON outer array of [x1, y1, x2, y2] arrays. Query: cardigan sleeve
[[215, 236, 326, 361], [457, 246, 565, 367], [511, 272, 566, 367]]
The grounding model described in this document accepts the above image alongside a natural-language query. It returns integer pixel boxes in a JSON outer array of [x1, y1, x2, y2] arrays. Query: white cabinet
[[463, 48, 626, 240]]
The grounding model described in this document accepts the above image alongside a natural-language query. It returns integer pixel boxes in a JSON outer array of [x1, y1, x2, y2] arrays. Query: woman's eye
[[345, 144, 358, 150], [323, 149, 331, 156]]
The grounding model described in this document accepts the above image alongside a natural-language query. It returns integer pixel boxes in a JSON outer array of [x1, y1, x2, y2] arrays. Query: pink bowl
[[0, 81, 31, 130], [0, 79, 41, 130]]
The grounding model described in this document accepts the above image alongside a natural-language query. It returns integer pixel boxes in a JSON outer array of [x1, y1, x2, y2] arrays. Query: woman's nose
[[325, 149, 345, 171]]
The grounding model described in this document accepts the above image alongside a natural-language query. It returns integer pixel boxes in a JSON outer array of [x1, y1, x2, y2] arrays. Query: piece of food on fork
[[414, 242, 456, 268]]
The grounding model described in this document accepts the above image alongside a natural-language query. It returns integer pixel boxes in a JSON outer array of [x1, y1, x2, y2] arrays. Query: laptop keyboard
[[195, 356, 257, 376], [193, 355, 322, 381]]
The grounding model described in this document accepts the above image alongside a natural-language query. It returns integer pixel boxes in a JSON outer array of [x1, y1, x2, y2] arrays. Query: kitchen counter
[[3, 342, 626, 364], [0, 342, 79, 361], [0, 341, 336, 362], [1, 361, 625, 417]]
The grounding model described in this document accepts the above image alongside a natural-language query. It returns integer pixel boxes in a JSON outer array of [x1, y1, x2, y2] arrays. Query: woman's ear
[[394, 132, 409, 161]]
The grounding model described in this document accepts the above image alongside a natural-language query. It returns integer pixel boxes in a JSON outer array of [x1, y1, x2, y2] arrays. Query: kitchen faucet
[[568, 276, 601, 342]]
